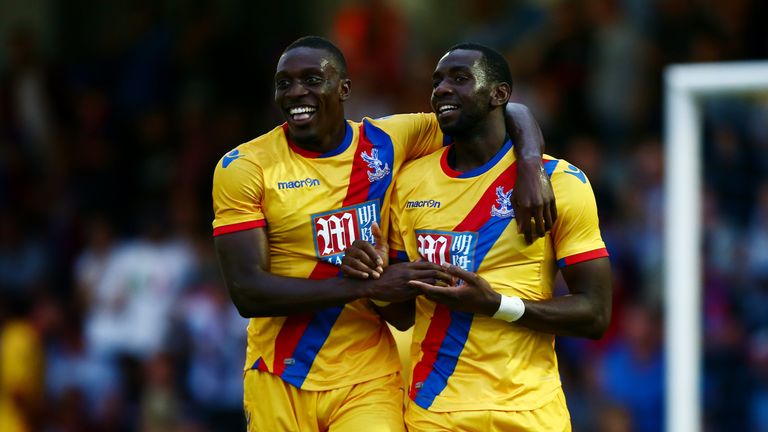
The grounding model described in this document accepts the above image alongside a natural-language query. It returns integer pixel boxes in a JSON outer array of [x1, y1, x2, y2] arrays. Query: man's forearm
[[516, 294, 609, 339], [505, 103, 545, 159], [224, 268, 367, 317]]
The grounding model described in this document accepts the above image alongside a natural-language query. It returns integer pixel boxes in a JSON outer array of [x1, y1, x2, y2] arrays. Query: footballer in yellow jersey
[[389, 143, 607, 412], [341, 43, 611, 431], [213, 113, 443, 389]]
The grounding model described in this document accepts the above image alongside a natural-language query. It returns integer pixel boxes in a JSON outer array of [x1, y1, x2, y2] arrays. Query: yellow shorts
[[404, 391, 571, 432], [244, 370, 406, 432]]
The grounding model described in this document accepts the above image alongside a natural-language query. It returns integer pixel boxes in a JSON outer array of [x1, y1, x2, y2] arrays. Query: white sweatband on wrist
[[492, 295, 525, 322], [371, 299, 392, 307]]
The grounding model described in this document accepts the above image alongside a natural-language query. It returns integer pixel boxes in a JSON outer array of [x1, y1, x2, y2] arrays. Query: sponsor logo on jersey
[[361, 148, 391, 182], [311, 200, 380, 266], [277, 178, 321, 190], [490, 186, 515, 218], [416, 230, 478, 273], [221, 149, 241, 168], [406, 199, 441, 209]]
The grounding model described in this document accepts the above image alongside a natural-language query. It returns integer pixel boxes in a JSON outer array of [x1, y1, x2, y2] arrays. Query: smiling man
[[211, 36, 555, 431], [344, 43, 612, 431]]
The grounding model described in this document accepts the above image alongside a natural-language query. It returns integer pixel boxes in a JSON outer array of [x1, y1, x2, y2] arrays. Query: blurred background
[[0, 0, 766, 431]]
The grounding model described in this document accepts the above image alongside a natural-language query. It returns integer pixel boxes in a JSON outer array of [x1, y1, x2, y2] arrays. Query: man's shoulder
[[360, 112, 433, 132], [397, 149, 444, 186], [216, 125, 286, 170]]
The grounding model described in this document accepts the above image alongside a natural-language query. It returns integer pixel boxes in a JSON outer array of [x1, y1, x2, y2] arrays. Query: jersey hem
[[416, 384, 562, 413], [243, 362, 401, 391]]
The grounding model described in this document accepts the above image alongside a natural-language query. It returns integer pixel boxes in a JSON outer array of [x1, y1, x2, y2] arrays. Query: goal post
[[664, 61, 768, 432]]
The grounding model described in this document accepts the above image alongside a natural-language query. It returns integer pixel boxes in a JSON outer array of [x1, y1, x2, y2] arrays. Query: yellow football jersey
[[389, 140, 608, 412], [212, 113, 443, 390]]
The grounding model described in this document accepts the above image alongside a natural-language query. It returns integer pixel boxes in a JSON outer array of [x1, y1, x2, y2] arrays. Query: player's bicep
[[561, 257, 612, 330], [215, 227, 270, 282]]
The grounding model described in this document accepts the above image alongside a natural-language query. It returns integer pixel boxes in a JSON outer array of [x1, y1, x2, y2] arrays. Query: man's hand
[[368, 261, 452, 303], [408, 264, 502, 316], [512, 158, 557, 244], [341, 222, 387, 279]]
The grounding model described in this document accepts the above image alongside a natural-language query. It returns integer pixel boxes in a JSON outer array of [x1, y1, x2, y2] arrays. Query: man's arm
[[515, 258, 612, 339], [216, 228, 445, 317], [504, 103, 557, 244], [410, 257, 612, 339]]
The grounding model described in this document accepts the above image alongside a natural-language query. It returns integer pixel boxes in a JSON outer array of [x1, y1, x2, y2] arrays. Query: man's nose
[[286, 81, 309, 98]]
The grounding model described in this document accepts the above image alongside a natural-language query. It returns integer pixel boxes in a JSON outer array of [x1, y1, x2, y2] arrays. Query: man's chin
[[437, 121, 461, 137]]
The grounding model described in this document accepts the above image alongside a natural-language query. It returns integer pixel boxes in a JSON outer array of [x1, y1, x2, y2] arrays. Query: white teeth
[[438, 105, 458, 114], [289, 106, 316, 115]]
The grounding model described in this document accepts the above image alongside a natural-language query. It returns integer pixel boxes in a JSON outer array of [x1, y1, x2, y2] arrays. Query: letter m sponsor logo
[[311, 200, 380, 266], [416, 230, 477, 273]]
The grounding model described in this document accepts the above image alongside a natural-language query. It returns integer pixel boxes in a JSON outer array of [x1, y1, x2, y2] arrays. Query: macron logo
[[278, 178, 321, 190], [221, 149, 241, 168], [406, 200, 441, 209]]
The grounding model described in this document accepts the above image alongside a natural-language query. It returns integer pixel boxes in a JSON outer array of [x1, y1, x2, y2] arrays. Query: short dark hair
[[283, 36, 348, 78], [446, 43, 512, 89]]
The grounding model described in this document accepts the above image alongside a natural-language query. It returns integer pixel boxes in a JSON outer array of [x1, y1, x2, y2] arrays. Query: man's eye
[[305, 76, 322, 85], [276, 80, 290, 89], [455, 75, 468, 83]]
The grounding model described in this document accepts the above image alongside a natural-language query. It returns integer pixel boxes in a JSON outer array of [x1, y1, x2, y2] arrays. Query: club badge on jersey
[[490, 186, 515, 218], [311, 200, 381, 266], [361, 149, 391, 182]]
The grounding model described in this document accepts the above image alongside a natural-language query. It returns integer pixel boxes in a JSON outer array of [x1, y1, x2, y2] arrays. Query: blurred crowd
[[0, 0, 766, 431]]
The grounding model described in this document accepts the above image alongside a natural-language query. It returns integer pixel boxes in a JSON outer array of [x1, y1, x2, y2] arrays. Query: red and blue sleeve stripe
[[213, 219, 266, 236], [543, 158, 559, 177], [557, 248, 609, 268]]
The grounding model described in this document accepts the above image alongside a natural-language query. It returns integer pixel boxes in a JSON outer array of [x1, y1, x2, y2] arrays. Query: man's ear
[[339, 78, 351, 101], [490, 82, 511, 108]]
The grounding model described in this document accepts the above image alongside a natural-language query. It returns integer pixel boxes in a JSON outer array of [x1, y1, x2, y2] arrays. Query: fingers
[[549, 199, 558, 225], [543, 201, 554, 231], [371, 222, 383, 250], [342, 256, 381, 278], [408, 280, 454, 297], [522, 217, 533, 244], [370, 222, 388, 266], [347, 240, 383, 273], [516, 205, 530, 234], [534, 206, 546, 239], [440, 263, 477, 285], [340, 263, 373, 279], [408, 268, 453, 285]]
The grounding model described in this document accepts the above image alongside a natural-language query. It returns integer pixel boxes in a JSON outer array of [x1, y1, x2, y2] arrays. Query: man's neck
[[291, 119, 347, 154], [450, 116, 508, 172]]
